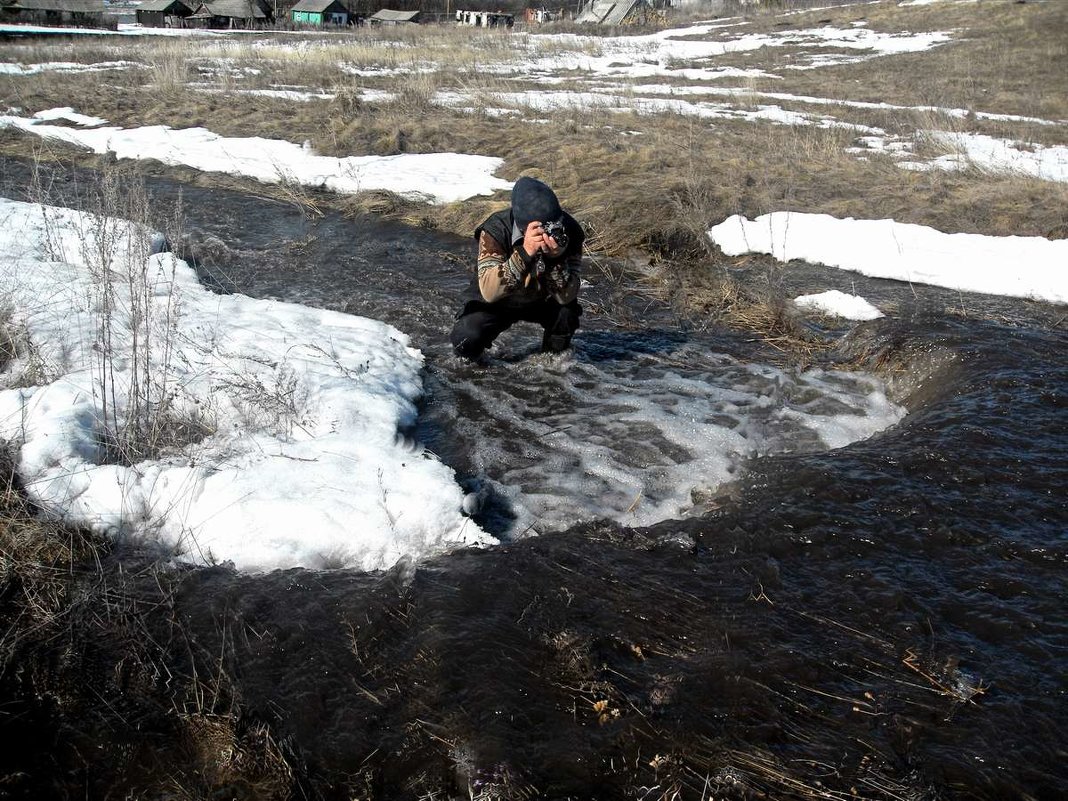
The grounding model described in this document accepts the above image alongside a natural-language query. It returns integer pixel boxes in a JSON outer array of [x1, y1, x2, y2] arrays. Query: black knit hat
[[511, 176, 562, 230]]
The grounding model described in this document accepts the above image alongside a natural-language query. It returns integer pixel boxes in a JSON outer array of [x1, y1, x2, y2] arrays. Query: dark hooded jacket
[[472, 208, 584, 306]]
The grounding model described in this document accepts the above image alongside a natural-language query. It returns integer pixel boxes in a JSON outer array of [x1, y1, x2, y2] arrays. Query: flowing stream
[[0, 159, 1064, 799]]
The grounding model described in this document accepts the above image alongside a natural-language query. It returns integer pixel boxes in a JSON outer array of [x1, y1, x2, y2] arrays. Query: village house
[[523, 7, 564, 23], [367, 8, 418, 25], [0, 0, 109, 27], [455, 9, 513, 28], [290, 0, 356, 26], [134, 0, 192, 27], [184, 0, 270, 27]]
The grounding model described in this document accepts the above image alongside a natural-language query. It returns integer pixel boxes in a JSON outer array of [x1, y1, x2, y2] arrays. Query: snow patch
[[794, 290, 884, 321], [709, 212, 1068, 304], [0, 110, 511, 204], [0, 198, 494, 572]]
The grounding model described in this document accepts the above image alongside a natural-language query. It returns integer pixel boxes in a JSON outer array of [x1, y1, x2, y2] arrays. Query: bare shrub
[[23, 165, 216, 465], [216, 360, 310, 441], [78, 173, 202, 463]]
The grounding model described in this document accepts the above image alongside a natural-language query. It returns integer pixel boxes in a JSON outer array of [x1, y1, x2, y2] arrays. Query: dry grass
[[145, 40, 196, 98], [0, 448, 295, 798], [0, 452, 103, 637], [0, 301, 54, 387], [740, 0, 1068, 122], [0, 0, 1064, 338]]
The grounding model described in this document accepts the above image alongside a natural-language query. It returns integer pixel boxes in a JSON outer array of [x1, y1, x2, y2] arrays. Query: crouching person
[[450, 177, 584, 361]]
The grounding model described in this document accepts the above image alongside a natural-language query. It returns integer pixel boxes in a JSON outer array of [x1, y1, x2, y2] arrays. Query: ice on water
[[450, 335, 904, 534]]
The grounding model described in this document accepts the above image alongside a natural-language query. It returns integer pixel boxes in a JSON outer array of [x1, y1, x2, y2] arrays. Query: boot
[[541, 332, 571, 354], [453, 337, 485, 361]]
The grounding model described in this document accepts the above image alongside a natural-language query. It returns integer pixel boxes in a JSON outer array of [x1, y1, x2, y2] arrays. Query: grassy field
[[2, 0, 1065, 252], [3, 0, 1064, 345]]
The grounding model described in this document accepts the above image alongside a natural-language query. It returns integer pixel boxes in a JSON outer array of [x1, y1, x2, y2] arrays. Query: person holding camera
[[450, 176, 584, 361]]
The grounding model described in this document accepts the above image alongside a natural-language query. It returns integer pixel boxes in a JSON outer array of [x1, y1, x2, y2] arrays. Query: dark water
[[1, 159, 1065, 799]]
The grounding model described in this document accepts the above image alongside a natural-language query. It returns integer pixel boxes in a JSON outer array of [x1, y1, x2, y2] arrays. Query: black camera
[[541, 219, 569, 250]]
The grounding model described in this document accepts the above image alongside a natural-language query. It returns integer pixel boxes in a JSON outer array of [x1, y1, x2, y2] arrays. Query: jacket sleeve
[[477, 230, 529, 302]]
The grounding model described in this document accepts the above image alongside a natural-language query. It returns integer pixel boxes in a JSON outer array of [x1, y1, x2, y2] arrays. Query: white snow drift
[[0, 197, 493, 572], [709, 212, 1068, 304]]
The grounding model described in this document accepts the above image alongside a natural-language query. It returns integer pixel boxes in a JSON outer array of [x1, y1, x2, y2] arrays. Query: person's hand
[[522, 221, 564, 259]]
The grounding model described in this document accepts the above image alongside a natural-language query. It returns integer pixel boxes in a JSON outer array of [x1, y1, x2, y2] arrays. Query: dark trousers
[[450, 284, 582, 360]]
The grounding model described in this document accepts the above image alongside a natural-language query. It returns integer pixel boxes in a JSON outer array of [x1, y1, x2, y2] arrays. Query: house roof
[[575, 0, 645, 24], [603, 0, 644, 24], [290, 0, 345, 12], [575, 1, 610, 23], [368, 8, 418, 21], [191, 0, 266, 18], [136, 0, 191, 11], [2, 0, 104, 12]]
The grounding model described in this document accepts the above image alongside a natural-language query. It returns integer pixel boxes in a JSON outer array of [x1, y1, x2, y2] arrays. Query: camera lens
[[543, 220, 568, 249]]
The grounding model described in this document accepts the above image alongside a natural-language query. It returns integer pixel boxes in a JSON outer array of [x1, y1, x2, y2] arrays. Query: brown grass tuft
[[0, 448, 294, 798], [175, 713, 294, 798]]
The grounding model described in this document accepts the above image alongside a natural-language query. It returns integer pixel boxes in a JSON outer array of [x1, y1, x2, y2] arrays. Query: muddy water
[[1, 159, 1065, 799]]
